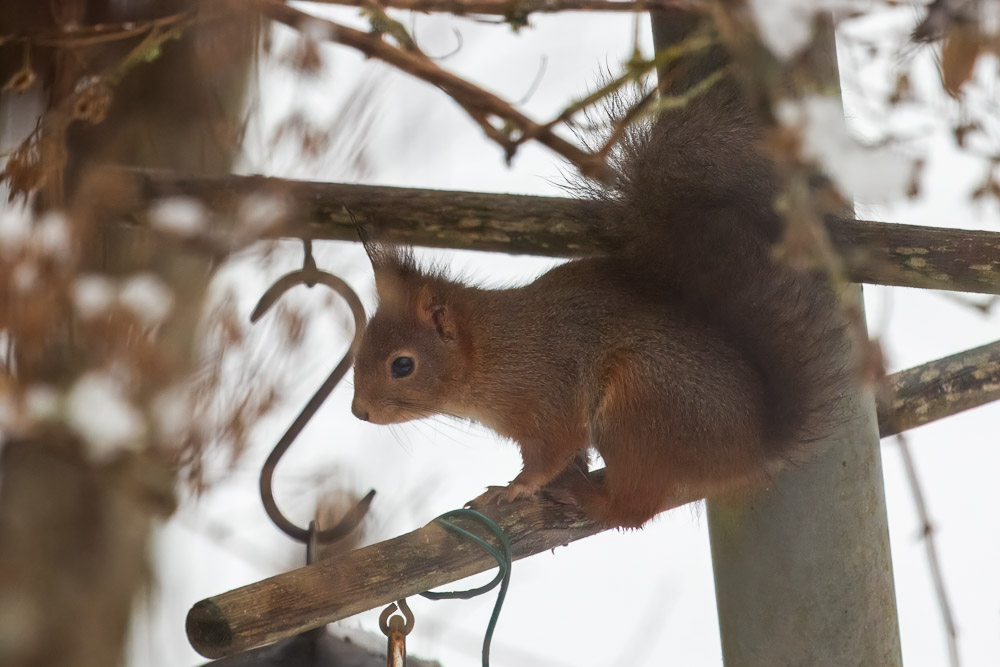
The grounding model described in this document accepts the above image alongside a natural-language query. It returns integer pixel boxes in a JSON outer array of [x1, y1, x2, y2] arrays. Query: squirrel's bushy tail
[[585, 47, 853, 461]]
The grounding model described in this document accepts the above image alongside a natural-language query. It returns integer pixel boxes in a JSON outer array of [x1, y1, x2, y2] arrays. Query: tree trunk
[[0, 2, 253, 665]]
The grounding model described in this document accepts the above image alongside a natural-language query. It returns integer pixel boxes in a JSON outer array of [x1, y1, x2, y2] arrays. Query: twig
[[895, 433, 961, 667], [935, 292, 999, 315], [593, 65, 724, 162], [523, 32, 714, 148]]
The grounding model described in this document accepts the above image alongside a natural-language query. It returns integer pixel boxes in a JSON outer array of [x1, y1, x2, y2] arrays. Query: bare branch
[[260, 0, 617, 181]]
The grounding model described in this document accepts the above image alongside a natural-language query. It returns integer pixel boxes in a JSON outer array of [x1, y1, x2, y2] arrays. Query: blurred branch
[[5, 1, 708, 184], [259, 0, 691, 181], [261, 0, 611, 179], [0, 11, 192, 48], [122, 171, 1000, 295], [296, 0, 706, 17], [185, 345, 1000, 658]]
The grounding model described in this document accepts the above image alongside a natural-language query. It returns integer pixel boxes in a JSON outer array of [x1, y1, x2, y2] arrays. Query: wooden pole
[[118, 170, 1000, 295], [186, 496, 607, 659]]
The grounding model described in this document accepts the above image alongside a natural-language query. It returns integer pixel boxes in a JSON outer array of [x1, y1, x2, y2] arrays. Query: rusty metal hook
[[379, 599, 415, 637], [380, 599, 414, 667], [254, 239, 374, 543]]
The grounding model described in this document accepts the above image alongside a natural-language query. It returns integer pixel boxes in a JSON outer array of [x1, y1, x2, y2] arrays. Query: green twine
[[421, 509, 512, 667]]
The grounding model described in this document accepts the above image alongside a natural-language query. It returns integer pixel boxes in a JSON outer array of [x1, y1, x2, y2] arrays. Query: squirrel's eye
[[391, 356, 414, 379]]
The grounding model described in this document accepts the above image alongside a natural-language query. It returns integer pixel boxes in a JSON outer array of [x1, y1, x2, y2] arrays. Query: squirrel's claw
[[503, 480, 540, 502], [465, 485, 506, 509], [467, 482, 539, 509]]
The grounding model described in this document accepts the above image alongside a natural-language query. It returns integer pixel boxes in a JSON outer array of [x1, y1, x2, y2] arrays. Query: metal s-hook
[[254, 238, 374, 544]]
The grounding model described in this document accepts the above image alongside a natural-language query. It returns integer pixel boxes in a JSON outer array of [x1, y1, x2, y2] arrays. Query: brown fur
[[351, 40, 853, 529]]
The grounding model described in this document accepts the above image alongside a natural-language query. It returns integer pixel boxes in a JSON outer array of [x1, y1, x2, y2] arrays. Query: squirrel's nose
[[351, 400, 369, 422]]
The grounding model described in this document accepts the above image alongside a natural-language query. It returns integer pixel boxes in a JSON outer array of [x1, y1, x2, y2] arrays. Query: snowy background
[[125, 6, 999, 667]]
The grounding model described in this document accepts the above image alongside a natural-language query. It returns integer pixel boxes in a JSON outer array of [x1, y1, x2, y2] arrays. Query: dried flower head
[[3, 66, 37, 94], [72, 79, 113, 124]]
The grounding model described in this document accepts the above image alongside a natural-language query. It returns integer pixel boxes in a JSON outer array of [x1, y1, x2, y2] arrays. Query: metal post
[[650, 10, 903, 666], [707, 348, 902, 666]]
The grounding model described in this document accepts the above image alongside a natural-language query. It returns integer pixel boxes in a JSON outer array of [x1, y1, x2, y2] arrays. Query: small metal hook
[[379, 599, 415, 637], [380, 599, 414, 667], [254, 238, 374, 543]]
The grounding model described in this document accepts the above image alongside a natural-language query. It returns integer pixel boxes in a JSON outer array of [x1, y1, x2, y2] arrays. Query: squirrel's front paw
[[467, 481, 539, 509], [502, 480, 540, 502]]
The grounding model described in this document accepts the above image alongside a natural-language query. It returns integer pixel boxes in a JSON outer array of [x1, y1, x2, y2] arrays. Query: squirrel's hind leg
[[564, 383, 681, 529], [558, 461, 668, 529], [570, 349, 763, 528]]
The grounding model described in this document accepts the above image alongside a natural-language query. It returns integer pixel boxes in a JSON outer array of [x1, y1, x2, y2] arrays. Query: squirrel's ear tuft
[[353, 215, 417, 280], [416, 285, 456, 341], [367, 243, 420, 294], [356, 223, 380, 265]]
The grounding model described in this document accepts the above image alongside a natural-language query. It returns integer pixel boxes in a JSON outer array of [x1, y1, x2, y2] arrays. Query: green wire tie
[[420, 508, 512, 667]]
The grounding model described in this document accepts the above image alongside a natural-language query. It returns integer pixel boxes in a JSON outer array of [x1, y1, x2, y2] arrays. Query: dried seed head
[[72, 79, 113, 124], [3, 66, 36, 94]]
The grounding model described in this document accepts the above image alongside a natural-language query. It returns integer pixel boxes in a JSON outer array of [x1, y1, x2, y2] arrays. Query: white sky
[[126, 6, 1000, 667]]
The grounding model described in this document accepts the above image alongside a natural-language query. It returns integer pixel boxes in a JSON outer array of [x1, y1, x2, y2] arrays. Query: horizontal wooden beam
[[296, 0, 704, 17], [122, 171, 1000, 295], [186, 339, 1000, 659]]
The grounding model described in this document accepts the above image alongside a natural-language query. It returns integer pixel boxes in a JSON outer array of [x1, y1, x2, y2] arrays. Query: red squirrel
[[350, 37, 852, 529]]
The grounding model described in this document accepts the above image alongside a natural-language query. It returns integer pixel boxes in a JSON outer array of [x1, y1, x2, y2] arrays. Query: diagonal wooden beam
[[119, 171, 1000, 295], [185, 338, 1000, 659], [877, 338, 1000, 437], [186, 496, 606, 660]]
